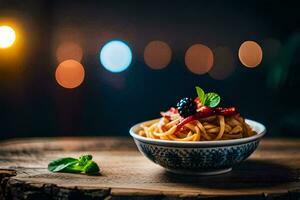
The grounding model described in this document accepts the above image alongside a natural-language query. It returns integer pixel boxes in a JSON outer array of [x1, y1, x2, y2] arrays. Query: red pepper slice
[[176, 106, 213, 132], [176, 115, 196, 131], [194, 97, 200, 104], [194, 106, 214, 118], [175, 106, 237, 133], [215, 107, 236, 116]]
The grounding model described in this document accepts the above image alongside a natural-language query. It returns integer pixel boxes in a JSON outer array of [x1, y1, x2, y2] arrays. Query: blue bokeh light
[[100, 40, 132, 73]]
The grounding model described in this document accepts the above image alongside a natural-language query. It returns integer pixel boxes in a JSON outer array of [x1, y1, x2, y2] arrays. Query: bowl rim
[[129, 118, 266, 147]]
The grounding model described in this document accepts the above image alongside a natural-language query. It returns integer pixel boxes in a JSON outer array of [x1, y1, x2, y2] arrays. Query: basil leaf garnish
[[205, 92, 221, 107], [48, 155, 100, 175], [48, 157, 78, 172], [195, 86, 205, 105]]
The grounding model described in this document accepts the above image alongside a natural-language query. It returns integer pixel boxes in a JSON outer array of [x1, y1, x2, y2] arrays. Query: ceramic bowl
[[130, 119, 266, 175]]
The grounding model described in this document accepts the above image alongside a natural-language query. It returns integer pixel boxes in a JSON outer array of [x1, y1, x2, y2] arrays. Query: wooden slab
[[0, 137, 299, 200]]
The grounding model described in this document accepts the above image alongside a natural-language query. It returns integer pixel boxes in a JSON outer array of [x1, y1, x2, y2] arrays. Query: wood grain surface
[[0, 137, 299, 200]]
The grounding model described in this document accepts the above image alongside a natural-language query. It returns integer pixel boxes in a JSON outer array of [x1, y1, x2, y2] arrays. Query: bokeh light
[[100, 40, 132, 73], [238, 41, 263, 68], [144, 40, 172, 70], [56, 42, 83, 63], [185, 44, 214, 74], [55, 59, 85, 89], [0, 20, 27, 71], [0, 25, 16, 48], [209, 46, 235, 80]]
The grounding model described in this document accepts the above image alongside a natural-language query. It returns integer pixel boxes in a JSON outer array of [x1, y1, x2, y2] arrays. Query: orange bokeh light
[[55, 59, 85, 89], [144, 40, 172, 70], [209, 46, 235, 80], [238, 41, 263, 68], [0, 20, 26, 71], [56, 42, 83, 63], [185, 44, 214, 75]]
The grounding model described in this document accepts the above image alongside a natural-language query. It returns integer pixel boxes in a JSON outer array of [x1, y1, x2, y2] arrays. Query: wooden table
[[0, 137, 299, 200]]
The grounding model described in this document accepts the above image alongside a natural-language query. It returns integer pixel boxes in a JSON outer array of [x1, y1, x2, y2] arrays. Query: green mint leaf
[[204, 92, 221, 107], [195, 86, 205, 104], [78, 155, 93, 166], [48, 157, 78, 172], [48, 155, 100, 175], [83, 160, 100, 175], [61, 163, 83, 173]]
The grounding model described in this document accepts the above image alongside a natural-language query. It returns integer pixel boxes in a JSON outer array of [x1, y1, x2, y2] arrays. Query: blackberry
[[176, 97, 197, 118]]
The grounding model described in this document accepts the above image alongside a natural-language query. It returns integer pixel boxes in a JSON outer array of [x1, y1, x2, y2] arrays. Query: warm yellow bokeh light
[[0, 25, 16, 48], [144, 40, 172, 70], [238, 41, 263, 68], [56, 42, 83, 63], [55, 59, 85, 89], [185, 44, 214, 75]]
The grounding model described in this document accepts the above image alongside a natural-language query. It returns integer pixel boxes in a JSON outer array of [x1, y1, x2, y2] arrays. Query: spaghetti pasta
[[138, 111, 257, 141]]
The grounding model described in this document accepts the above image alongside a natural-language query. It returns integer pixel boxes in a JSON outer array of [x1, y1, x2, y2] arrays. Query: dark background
[[0, 0, 299, 139]]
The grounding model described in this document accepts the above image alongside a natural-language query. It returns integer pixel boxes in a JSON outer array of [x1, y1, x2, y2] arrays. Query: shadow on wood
[[159, 160, 297, 189]]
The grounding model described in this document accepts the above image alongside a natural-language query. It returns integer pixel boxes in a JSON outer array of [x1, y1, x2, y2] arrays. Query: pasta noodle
[[138, 112, 257, 141]]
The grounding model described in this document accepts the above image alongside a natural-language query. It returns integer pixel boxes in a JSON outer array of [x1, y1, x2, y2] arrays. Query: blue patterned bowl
[[130, 119, 266, 175]]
